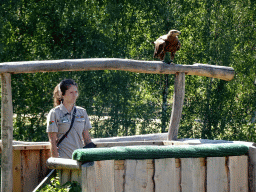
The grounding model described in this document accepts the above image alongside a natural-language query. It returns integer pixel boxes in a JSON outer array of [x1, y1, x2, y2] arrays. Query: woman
[[47, 79, 95, 159]]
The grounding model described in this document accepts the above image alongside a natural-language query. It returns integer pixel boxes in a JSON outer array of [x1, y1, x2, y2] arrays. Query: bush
[[38, 176, 81, 192]]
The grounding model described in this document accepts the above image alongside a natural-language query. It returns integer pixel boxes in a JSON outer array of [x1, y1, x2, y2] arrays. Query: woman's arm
[[82, 129, 92, 145], [48, 132, 59, 158]]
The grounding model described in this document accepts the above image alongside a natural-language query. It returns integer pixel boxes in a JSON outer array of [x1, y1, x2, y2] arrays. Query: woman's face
[[63, 85, 78, 105]]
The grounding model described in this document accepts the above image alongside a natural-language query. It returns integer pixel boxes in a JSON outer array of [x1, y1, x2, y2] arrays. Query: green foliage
[[38, 177, 81, 192], [0, 0, 255, 142]]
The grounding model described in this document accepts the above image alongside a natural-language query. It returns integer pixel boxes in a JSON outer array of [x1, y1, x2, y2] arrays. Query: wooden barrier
[[0, 141, 50, 192], [0, 58, 236, 191], [47, 139, 256, 192], [48, 155, 249, 192]]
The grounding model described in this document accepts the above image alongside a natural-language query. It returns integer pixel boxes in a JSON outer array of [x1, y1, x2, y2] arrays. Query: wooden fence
[[47, 138, 256, 192], [0, 58, 235, 191], [0, 142, 50, 192]]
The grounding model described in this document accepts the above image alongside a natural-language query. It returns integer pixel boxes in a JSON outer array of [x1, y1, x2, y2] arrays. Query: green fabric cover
[[72, 144, 249, 162]]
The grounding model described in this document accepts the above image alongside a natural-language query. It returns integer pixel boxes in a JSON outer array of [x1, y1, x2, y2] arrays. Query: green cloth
[[72, 144, 249, 162]]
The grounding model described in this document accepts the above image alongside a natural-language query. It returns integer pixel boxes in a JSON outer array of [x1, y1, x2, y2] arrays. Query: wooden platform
[[47, 138, 256, 192]]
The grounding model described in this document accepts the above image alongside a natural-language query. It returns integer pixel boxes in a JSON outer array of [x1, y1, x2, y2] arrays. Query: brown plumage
[[153, 30, 181, 63]]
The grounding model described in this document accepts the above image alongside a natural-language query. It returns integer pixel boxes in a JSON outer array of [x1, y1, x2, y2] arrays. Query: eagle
[[153, 30, 181, 64]]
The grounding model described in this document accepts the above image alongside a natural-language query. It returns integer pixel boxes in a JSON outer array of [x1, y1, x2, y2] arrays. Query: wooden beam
[[1, 73, 13, 192], [168, 72, 185, 140], [95, 141, 164, 148], [92, 133, 168, 142], [46, 158, 82, 170], [0, 58, 234, 81]]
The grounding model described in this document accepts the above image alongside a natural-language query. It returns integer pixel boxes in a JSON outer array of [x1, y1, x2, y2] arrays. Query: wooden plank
[[21, 150, 40, 192], [60, 169, 71, 185], [135, 160, 150, 192], [164, 138, 256, 146], [207, 157, 228, 192], [124, 160, 136, 191], [71, 169, 82, 185], [181, 158, 205, 192], [229, 156, 248, 192], [146, 159, 154, 192], [13, 150, 21, 192], [38, 149, 51, 182], [168, 72, 185, 140], [12, 144, 51, 151], [1, 73, 13, 192], [95, 141, 164, 148], [249, 146, 256, 192], [95, 160, 114, 192], [124, 159, 150, 192], [154, 158, 180, 192], [114, 160, 125, 192], [82, 163, 96, 192], [32, 169, 56, 192], [0, 143, 51, 153], [0, 59, 235, 81], [123, 160, 137, 191], [93, 133, 168, 143]]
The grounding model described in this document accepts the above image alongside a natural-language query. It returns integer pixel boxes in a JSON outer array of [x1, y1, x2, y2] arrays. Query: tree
[[0, 0, 255, 142]]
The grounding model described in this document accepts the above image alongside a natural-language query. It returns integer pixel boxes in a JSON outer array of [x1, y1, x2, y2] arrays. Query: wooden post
[[248, 146, 256, 191], [168, 72, 185, 140], [1, 73, 13, 192]]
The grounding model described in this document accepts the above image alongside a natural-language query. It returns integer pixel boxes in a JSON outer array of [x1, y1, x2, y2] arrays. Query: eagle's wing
[[176, 39, 181, 51], [154, 38, 166, 59]]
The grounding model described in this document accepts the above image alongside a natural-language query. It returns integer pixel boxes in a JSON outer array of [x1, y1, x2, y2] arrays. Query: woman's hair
[[53, 79, 78, 107]]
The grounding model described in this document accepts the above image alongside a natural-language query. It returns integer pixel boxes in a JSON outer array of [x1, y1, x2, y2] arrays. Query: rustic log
[[0, 58, 235, 81], [1, 73, 13, 192], [168, 72, 185, 140], [47, 158, 82, 170]]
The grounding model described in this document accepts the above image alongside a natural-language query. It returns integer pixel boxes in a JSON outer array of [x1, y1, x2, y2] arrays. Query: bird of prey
[[153, 30, 181, 64]]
